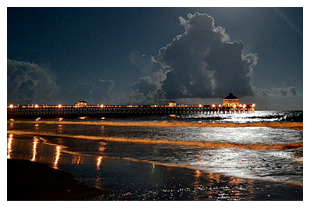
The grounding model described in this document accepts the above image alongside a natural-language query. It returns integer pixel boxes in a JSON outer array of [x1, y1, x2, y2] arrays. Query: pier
[[7, 103, 255, 119], [7, 93, 255, 119]]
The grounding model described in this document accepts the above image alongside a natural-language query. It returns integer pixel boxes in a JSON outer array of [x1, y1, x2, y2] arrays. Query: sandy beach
[[7, 157, 303, 201], [7, 159, 105, 200]]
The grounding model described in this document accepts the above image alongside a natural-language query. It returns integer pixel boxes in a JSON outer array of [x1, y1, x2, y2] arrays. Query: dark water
[[7, 110, 303, 200]]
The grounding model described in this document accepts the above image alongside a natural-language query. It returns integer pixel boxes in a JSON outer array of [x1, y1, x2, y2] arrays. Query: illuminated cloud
[[129, 76, 166, 104], [129, 12, 260, 101], [7, 59, 59, 104], [158, 12, 258, 99], [130, 12, 300, 103]]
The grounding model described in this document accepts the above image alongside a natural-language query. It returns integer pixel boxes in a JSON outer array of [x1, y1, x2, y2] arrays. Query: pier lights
[[198, 104, 203, 107], [9, 104, 14, 108], [243, 104, 247, 108], [233, 104, 236, 108], [58, 104, 62, 108], [239, 104, 243, 107], [218, 104, 222, 107], [100, 104, 104, 108], [211, 104, 215, 108], [252, 103, 256, 107], [34, 104, 39, 108]]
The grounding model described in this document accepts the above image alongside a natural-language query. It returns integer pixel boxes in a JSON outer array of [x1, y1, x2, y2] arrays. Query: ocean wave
[[8, 120, 303, 130], [7, 130, 303, 150]]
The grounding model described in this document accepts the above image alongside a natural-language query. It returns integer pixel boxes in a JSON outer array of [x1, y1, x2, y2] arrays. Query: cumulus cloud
[[129, 75, 166, 104], [7, 59, 59, 104], [129, 12, 300, 104], [158, 12, 258, 99], [254, 86, 300, 97], [129, 52, 168, 103]]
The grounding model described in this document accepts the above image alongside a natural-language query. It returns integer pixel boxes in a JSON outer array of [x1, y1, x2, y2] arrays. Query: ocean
[[7, 110, 303, 200]]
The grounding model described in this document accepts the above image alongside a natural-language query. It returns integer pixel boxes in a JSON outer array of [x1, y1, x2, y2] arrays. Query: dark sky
[[7, 7, 303, 110]]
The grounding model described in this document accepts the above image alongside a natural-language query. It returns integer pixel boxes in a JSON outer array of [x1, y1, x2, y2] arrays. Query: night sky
[[7, 7, 303, 110]]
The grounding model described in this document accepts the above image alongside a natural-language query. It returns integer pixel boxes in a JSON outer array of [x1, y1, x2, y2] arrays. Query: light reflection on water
[[6, 117, 303, 200], [53, 145, 61, 169], [9, 121, 302, 146], [96, 156, 103, 170], [31, 136, 39, 161], [7, 134, 13, 159]]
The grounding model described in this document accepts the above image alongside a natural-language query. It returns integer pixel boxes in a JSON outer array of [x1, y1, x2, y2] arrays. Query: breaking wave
[[8, 130, 303, 150], [9, 120, 303, 130]]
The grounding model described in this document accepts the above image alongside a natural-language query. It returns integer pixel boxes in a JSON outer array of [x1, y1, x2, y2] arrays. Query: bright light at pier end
[[9, 104, 14, 108], [198, 104, 203, 107], [34, 104, 39, 108], [58, 104, 62, 108], [211, 104, 215, 107]]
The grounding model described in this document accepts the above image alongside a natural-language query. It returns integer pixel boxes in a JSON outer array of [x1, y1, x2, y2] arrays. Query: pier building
[[75, 101, 88, 107], [222, 93, 239, 107]]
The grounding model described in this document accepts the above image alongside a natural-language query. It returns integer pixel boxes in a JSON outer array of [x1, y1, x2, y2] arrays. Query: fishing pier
[[7, 93, 255, 119]]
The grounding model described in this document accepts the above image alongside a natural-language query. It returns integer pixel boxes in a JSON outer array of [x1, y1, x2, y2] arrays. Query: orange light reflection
[[98, 142, 106, 152], [31, 137, 39, 161], [72, 155, 82, 165], [7, 134, 13, 158], [96, 156, 103, 170], [58, 124, 63, 133], [53, 145, 61, 169]]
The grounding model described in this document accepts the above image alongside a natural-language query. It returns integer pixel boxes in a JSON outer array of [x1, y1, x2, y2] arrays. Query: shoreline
[[7, 158, 303, 201]]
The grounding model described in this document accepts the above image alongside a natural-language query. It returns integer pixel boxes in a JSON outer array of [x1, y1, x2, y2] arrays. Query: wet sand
[[7, 159, 105, 201], [7, 158, 303, 201]]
